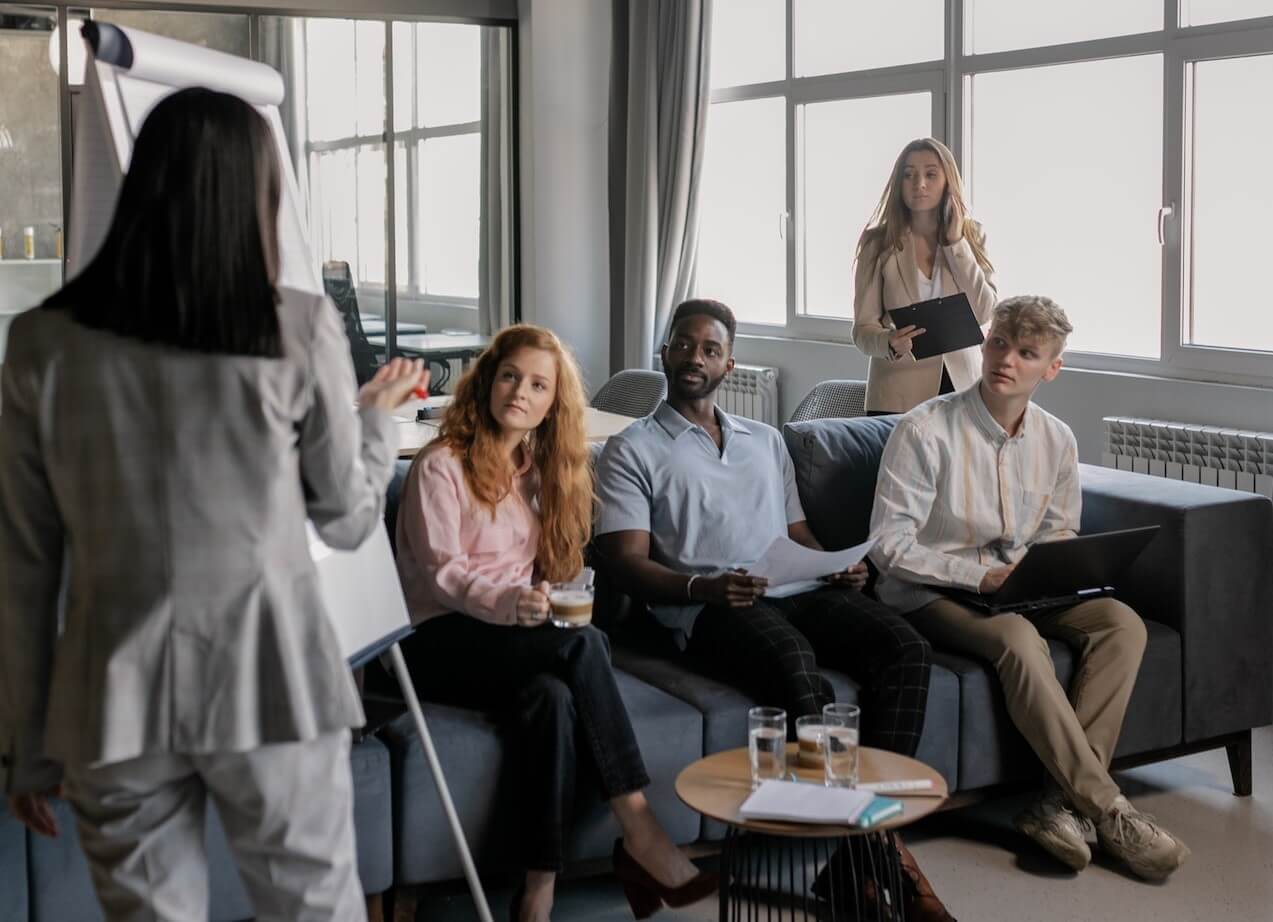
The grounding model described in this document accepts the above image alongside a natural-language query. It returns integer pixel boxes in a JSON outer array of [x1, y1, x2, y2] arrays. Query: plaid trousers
[[686, 586, 931, 757]]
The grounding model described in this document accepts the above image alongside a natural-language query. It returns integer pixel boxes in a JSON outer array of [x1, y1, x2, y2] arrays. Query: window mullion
[[785, 0, 797, 329]]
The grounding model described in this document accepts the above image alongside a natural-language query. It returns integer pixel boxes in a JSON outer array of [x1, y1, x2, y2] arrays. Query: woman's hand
[[979, 564, 1016, 595], [888, 324, 926, 359], [943, 196, 966, 245], [515, 581, 552, 627], [356, 358, 430, 412], [8, 787, 61, 838]]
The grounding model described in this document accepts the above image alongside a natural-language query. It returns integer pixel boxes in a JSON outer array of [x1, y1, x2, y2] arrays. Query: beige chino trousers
[[907, 597, 1147, 817], [62, 730, 366, 922]]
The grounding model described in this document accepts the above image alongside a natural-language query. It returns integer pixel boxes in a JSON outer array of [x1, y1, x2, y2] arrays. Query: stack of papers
[[745, 537, 875, 598], [739, 780, 903, 828]]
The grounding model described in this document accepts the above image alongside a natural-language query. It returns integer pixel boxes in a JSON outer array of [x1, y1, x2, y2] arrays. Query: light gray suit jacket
[[0, 288, 397, 794]]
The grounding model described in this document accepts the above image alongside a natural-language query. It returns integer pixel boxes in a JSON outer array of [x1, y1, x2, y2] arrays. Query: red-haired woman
[[395, 324, 716, 922]]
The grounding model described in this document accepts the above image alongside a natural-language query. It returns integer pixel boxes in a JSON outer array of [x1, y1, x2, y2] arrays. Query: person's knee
[[1101, 600, 1148, 657], [992, 614, 1050, 671], [520, 674, 576, 725], [567, 624, 612, 662]]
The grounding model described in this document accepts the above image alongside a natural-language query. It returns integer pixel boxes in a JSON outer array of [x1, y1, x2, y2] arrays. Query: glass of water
[[748, 706, 787, 789], [821, 702, 860, 788]]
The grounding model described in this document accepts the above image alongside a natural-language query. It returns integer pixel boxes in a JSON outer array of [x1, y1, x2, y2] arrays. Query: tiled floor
[[413, 726, 1272, 921]]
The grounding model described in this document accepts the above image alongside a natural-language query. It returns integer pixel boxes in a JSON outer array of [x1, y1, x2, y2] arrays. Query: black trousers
[[400, 615, 650, 871], [685, 586, 932, 757]]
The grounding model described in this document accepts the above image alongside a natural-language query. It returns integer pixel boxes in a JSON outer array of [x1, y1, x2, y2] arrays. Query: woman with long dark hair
[[395, 324, 717, 922], [0, 88, 425, 921]]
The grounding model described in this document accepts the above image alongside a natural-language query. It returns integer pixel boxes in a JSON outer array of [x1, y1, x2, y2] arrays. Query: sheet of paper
[[745, 536, 875, 595]]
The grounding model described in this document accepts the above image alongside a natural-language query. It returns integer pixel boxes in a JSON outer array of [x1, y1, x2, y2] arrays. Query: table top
[[367, 332, 489, 355], [392, 396, 637, 458], [675, 744, 947, 839]]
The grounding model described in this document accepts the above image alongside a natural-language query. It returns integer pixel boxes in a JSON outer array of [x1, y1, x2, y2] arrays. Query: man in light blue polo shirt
[[594, 298, 952, 922]]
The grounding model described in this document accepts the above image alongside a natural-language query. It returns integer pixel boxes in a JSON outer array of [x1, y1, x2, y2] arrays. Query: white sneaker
[[1014, 792, 1094, 871], [1096, 796, 1190, 882]]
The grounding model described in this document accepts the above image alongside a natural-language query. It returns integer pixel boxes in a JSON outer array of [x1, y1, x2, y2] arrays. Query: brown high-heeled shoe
[[612, 838, 719, 919]]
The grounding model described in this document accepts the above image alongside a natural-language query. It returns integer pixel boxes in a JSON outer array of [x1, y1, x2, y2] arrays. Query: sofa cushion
[[0, 802, 28, 922], [383, 669, 702, 885], [949, 618, 1181, 791], [782, 416, 898, 551]]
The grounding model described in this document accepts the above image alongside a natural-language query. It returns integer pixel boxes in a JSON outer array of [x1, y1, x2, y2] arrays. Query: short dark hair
[[46, 86, 283, 357], [668, 298, 736, 345]]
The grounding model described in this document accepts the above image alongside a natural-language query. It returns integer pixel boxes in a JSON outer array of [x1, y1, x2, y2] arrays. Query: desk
[[366, 333, 489, 395], [358, 318, 429, 336], [393, 397, 637, 458], [676, 745, 947, 920]]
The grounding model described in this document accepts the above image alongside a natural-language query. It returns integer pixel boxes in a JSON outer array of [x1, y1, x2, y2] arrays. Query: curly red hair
[[426, 324, 593, 583]]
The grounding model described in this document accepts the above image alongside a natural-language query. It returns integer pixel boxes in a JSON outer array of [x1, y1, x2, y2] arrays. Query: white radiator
[[1102, 416, 1273, 499], [718, 363, 781, 427]]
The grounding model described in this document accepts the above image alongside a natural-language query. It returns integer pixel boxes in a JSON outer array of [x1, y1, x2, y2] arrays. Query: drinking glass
[[821, 702, 860, 788], [795, 715, 826, 770], [748, 706, 787, 788]]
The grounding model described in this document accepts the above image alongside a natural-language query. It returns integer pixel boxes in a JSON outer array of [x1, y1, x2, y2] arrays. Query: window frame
[[704, 0, 1273, 388]]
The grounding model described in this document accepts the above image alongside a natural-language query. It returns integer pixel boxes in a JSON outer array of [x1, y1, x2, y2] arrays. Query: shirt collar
[[965, 383, 1030, 444], [653, 400, 752, 440]]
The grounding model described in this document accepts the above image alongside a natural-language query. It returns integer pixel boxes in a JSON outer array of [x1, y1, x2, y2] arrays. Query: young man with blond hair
[[869, 295, 1190, 882]]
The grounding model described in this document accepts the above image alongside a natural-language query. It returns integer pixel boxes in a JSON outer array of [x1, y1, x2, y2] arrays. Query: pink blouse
[[395, 444, 540, 625]]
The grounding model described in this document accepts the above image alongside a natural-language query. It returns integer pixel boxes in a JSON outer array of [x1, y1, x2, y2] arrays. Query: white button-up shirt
[[869, 385, 1081, 613]]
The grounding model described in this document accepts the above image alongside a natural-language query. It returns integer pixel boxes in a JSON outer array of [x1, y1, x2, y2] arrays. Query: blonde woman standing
[[853, 138, 997, 414]]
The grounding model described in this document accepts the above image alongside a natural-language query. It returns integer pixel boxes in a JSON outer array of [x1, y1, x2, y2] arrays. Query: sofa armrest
[[1079, 463, 1273, 742]]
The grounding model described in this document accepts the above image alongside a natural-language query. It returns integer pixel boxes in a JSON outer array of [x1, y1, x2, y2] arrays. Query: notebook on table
[[935, 526, 1160, 615], [739, 780, 903, 829]]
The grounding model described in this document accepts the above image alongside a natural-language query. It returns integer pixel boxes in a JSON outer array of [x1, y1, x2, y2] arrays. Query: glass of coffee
[[795, 715, 826, 770], [548, 583, 594, 629]]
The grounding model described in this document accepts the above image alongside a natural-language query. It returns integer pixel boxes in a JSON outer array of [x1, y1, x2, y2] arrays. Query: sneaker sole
[[1015, 816, 1091, 871]]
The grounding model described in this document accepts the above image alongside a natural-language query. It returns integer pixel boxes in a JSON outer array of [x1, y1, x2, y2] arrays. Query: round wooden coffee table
[[676, 745, 947, 921]]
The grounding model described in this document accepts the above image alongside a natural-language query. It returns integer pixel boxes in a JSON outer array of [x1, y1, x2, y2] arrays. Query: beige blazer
[[852, 229, 997, 413], [0, 288, 397, 794]]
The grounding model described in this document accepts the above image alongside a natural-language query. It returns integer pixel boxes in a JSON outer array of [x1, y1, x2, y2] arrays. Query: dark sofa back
[[782, 415, 899, 551]]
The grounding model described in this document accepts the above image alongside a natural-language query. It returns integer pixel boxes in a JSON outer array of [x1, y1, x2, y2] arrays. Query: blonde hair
[[423, 324, 594, 583], [991, 295, 1073, 355], [855, 138, 994, 279]]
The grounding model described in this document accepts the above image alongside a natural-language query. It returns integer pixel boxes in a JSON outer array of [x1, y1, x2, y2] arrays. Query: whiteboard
[[69, 23, 408, 664]]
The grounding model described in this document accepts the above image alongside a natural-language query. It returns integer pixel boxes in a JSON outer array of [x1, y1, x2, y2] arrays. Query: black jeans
[[685, 586, 932, 757], [400, 615, 650, 871]]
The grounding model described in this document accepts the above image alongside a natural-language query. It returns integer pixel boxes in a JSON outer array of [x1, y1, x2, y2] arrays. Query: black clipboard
[[886, 293, 984, 361]]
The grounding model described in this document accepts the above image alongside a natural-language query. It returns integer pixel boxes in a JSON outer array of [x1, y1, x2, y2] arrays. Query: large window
[[698, 1, 1273, 386], [3, 5, 515, 378], [697, 3, 940, 336]]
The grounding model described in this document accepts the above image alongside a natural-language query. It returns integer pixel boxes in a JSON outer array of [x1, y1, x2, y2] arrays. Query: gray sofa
[[383, 414, 1271, 899], [4, 415, 1268, 919]]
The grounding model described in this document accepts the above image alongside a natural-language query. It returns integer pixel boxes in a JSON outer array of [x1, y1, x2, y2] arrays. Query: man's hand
[[515, 581, 552, 627], [823, 562, 869, 592], [8, 787, 61, 838], [979, 564, 1016, 595], [696, 571, 768, 608]]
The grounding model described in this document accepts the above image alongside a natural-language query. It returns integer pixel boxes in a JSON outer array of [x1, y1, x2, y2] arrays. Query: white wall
[[733, 334, 1273, 463], [517, 0, 612, 394]]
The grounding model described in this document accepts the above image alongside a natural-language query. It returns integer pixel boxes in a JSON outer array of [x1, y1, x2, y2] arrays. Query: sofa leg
[[392, 885, 419, 922], [366, 893, 385, 922], [1226, 729, 1253, 797]]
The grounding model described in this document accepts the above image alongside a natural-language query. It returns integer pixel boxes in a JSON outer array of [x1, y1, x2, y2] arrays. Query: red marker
[[412, 386, 430, 399]]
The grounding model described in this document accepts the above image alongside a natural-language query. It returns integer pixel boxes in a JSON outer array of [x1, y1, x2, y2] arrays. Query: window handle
[[1157, 203, 1175, 246], [778, 211, 789, 240]]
